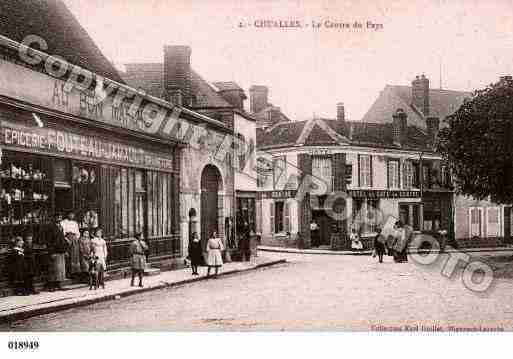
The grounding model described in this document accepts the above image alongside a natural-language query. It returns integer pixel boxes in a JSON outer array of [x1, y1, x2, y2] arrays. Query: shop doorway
[[312, 210, 333, 247], [54, 187, 72, 216], [200, 165, 223, 250]]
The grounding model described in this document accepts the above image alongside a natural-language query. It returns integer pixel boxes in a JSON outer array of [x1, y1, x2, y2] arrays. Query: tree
[[438, 76, 513, 204]]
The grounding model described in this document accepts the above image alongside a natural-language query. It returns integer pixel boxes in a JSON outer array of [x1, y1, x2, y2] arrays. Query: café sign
[[257, 190, 297, 199], [349, 189, 420, 199]]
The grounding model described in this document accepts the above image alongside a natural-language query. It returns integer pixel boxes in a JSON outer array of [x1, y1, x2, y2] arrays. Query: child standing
[[129, 232, 148, 287], [90, 228, 107, 289], [187, 232, 202, 275]]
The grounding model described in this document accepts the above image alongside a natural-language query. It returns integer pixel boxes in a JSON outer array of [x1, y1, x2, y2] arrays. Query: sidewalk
[[0, 256, 286, 324], [258, 245, 513, 255]]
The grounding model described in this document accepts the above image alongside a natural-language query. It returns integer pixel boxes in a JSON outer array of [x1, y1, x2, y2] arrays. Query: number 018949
[[8, 341, 39, 350]]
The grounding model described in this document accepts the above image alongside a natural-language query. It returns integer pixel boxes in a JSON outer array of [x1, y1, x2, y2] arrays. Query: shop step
[[144, 267, 161, 276]]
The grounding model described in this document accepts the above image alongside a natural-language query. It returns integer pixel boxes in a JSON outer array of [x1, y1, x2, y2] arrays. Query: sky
[[62, 0, 513, 122]]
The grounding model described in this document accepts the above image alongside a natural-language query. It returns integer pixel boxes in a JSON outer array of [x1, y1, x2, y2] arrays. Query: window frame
[[387, 159, 400, 189], [358, 154, 372, 188]]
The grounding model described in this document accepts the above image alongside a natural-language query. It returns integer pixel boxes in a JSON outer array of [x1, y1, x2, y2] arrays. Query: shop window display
[[0, 151, 52, 248]]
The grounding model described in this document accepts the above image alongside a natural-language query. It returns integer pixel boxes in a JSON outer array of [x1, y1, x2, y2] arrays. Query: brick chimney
[[412, 74, 429, 116], [336, 102, 345, 122], [392, 108, 407, 146], [249, 85, 268, 113], [426, 116, 440, 142], [164, 45, 192, 106]]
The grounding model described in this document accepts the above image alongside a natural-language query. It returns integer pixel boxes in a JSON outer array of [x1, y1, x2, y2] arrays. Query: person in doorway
[[8, 237, 25, 295], [129, 232, 148, 287], [350, 228, 363, 251], [23, 233, 39, 295], [239, 221, 251, 262], [206, 231, 224, 278], [188, 232, 202, 275], [46, 214, 69, 291], [90, 228, 107, 289], [310, 219, 320, 247], [373, 228, 386, 263], [61, 212, 81, 278], [79, 230, 93, 283]]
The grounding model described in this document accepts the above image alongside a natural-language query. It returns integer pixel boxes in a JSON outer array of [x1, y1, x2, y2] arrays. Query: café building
[[256, 102, 454, 249]]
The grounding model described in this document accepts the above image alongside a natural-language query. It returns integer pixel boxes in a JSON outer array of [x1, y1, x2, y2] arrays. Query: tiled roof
[[190, 71, 232, 108], [122, 63, 164, 98], [361, 85, 470, 128], [257, 121, 306, 148], [253, 105, 291, 128], [212, 81, 244, 92], [122, 63, 233, 108], [0, 0, 125, 84], [257, 118, 434, 152]]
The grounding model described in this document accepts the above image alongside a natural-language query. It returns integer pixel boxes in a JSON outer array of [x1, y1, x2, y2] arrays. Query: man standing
[[239, 221, 251, 262], [46, 214, 69, 291], [61, 212, 81, 278]]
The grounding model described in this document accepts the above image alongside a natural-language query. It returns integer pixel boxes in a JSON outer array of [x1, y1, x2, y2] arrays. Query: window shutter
[[397, 159, 403, 189], [369, 155, 373, 187], [270, 202, 275, 234], [284, 201, 290, 232], [386, 158, 390, 188], [402, 160, 407, 188], [357, 155, 361, 187]]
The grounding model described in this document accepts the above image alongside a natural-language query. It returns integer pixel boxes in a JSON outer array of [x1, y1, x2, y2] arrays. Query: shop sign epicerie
[[1, 123, 174, 171]]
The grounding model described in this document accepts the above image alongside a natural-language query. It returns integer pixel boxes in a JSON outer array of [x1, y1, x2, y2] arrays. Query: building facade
[[257, 104, 453, 249], [362, 75, 512, 247], [123, 48, 257, 255], [0, 0, 240, 291]]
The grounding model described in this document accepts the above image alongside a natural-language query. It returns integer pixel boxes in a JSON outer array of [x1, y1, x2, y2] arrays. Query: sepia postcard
[[0, 0, 512, 355]]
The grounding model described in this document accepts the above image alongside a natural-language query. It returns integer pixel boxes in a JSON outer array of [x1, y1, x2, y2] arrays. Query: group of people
[[347, 220, 413, 264], [7, 211, 155, 295], [45, 212, 108, 291], [187, 231, 225, 278], [7, 212, 108, 295], [373, 221, 413, 263]]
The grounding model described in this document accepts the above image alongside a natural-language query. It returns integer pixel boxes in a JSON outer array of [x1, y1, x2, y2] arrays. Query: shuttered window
[[312, 156, 332, 191], [387, 159, 400, 188], [469, 207, 483, 237], [270, 202, 275, 234], [358, 155, 372, 187], [272, 156, 287, 189], [403, 160, 415, 188], [487, 207, 501, 237], [284, 201, 290, 232]]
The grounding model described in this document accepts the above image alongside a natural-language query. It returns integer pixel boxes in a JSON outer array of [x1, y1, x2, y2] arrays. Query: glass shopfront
[[0, 104, 181, 281]]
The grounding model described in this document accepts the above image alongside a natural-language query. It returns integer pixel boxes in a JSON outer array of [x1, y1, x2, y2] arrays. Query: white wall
[[234, 113, 257, 192]]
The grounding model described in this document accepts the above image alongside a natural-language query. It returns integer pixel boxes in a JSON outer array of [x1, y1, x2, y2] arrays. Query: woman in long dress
[[373, 228, 386, 263], [188, 232, 202, 275], [67, 232, 81, 279], [206, 231, 224, 277], [90, 228, 107, 289], [350, 228, 363, 250]]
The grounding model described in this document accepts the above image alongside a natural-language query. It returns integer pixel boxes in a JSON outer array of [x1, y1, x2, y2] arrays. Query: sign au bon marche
[[0, 58, 158, 136]]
